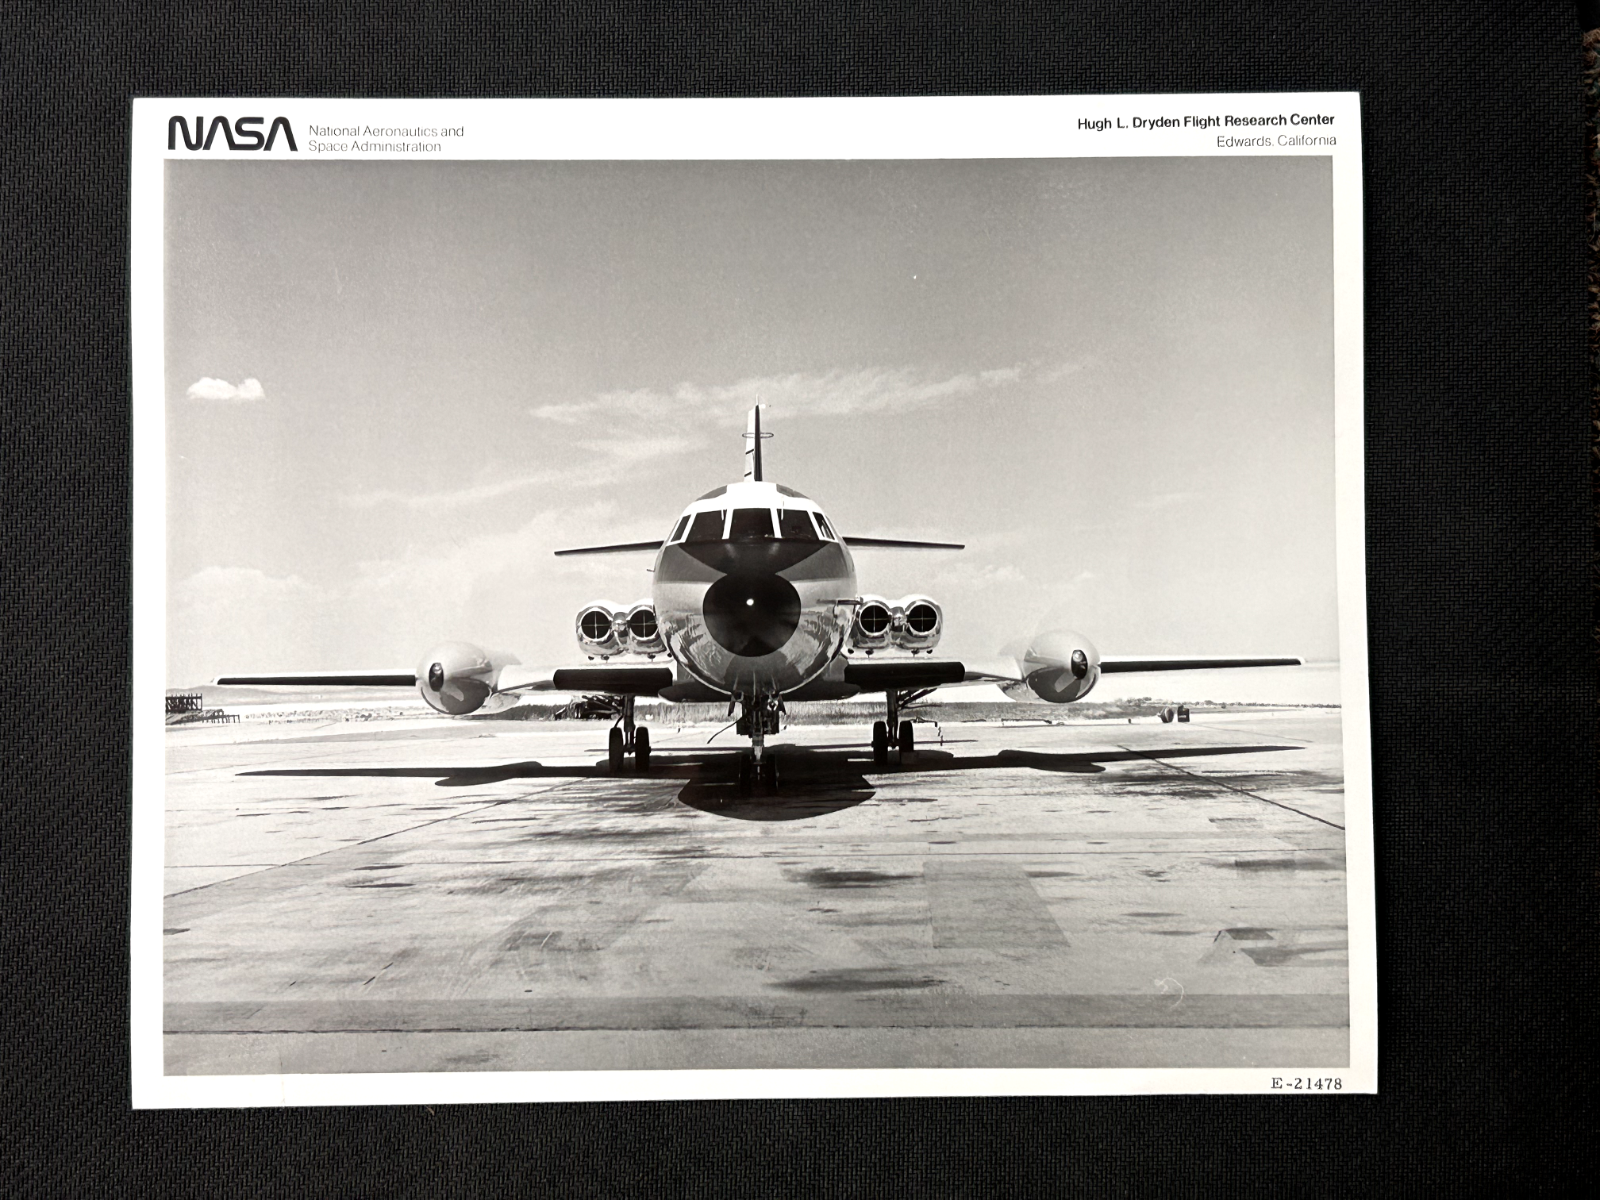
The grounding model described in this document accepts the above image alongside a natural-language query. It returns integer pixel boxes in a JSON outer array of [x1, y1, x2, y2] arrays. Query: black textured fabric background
[[3, 3, 1594, 1194]]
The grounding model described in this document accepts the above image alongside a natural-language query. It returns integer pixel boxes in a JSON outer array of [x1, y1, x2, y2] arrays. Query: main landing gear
[[871, 688, 933, 767], [607, 695, 651, 773], [733, 694, 783, 795]]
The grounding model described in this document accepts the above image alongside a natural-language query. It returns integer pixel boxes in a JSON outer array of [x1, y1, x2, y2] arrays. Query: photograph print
[[159, 152, 1357, 1086]]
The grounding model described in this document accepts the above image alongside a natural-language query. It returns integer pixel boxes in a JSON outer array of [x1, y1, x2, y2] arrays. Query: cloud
[[185, 376, 266, 402], [531, 364, 1033, 429], [338, 437, 697, 511], [1134, 491, 1200, 512], [528, 402, 594, 425], [343, 360, 1065, 512], [926, 562, 1027, 590], [174, 564, 316, 606], [1039, 360, 1091, 383], [169, 502, 664, 682], [341, 472, 561, 512], [170, 566, 329, 683], [575, 435, 698, 464]]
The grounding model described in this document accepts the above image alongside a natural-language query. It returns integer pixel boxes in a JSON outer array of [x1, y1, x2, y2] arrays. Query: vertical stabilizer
[[743, 405, 770, 482]]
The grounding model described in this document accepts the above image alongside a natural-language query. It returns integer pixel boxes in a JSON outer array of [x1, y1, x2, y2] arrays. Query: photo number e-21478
[[1271, 1077, 1344, 1091]]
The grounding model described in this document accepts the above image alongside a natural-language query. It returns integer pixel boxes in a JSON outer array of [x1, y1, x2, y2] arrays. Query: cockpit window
[[669, 515, 691, 543], [778, 509, 819, 541], [685, 510, 725, 543], [728, 507, 776, 540], [814, 512, 836, 540]]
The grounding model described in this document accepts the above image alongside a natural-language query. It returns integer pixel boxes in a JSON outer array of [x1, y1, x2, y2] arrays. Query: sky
[[164, 156, 1338, 689]]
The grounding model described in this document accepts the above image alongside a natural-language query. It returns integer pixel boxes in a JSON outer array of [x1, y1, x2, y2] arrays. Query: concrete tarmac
[[162, 711, 1349, 1075]]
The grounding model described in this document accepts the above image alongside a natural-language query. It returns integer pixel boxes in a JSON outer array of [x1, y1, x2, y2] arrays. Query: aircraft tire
[[761, 756, 779, 795], [871, 720, 889, 766], [737, 754, 753, 794], [898, 720, 915, 756], [608, 727, 625, 773], [635, 726, 651, 771]]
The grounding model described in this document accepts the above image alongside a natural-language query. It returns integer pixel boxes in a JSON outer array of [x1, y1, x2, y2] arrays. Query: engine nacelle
[[415, 641, 520, 715], [576, 599, 662, 657], [575, 600, 627, 657], [891, 594, 943, 652], [1003, 629, 1101, 703], [624, 600, 665, 657], [849, 594, 895, 650]]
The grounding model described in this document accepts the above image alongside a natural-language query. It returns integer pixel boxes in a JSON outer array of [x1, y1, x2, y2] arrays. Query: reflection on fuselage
[[653, 482, 856, 698]]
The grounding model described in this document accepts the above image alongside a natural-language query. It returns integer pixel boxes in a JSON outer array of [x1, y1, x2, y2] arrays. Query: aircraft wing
[[211, 657, 681, 722], [552, 541, 663, 557], [950, 657, 1304, 686], [837, 654, 1305, 703], [841, 537, 965, 550], [212, 671, 416, 687], [213, 664, 678, 696], [553, 537, 963, 555], [1098, 657, 1302, 672]]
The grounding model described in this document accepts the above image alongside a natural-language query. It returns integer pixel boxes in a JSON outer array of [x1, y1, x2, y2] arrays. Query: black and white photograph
[[134, 97, 1373, 1102]]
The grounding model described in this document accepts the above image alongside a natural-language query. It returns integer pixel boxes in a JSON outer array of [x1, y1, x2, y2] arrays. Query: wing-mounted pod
[[848, 595, 894, 651], [576, 600, 627, 658], [416, 641, 521, 715], [624, 600, 665, 657], [1002, 629, 1101, 703], [890, 595, 943, 653]]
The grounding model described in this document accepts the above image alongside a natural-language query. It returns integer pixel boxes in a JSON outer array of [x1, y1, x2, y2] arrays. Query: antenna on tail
[[742, 405, 771, 482]]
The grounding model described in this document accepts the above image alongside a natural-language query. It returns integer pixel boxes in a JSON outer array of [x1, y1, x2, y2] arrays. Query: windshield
[[728, 508, 776, 540], [778, 509, 818, 540], [685, 510, 725, 543]]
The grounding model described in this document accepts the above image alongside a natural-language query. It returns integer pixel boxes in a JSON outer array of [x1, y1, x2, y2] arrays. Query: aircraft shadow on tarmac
[[242, 742, 1301, 823]]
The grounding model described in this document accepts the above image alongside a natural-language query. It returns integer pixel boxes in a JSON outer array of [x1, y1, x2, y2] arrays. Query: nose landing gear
[[736, 752, 779, 796], [734, 694, 784, 795]]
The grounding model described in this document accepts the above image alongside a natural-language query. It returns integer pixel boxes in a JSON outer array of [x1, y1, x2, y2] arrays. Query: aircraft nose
[[703, 571, 802, 657]]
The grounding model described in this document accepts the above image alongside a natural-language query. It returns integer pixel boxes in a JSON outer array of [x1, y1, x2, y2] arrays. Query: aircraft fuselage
[[653, 480, 856, 699]]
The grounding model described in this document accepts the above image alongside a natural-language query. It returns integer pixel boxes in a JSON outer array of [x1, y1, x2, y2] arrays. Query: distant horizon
[[173, 662, 1343, 711]]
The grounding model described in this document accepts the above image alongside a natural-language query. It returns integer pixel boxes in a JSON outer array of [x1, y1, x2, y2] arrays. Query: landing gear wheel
[[635, 726, 651, 771], [608, 727, 625, 773], [736, 754, 753, 794], [871, 720, 889, 766], [761, 756, 779, 795], [898, 720, 915, 757]]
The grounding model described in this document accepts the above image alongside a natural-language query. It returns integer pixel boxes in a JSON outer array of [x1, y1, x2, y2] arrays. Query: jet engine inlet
[[703, 571, 801, 657], [849, 595, 894, 650], [625, 601, 665, 656], [575, 602, 626, 657], [892, 595, 943, 651]]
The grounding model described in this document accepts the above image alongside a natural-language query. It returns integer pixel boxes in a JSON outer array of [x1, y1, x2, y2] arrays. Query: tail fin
[[742, 405, 771, 482]]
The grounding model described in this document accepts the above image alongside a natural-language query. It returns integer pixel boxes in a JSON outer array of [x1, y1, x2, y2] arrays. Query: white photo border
[[131, 93, 1371, 1107]]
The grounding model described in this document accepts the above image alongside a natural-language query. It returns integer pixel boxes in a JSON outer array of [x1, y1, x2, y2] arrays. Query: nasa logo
[[168, 116, 297, 152]]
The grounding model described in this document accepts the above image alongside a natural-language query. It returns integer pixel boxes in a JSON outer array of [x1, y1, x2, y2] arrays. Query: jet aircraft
[[217, 407, 1299, 793]]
